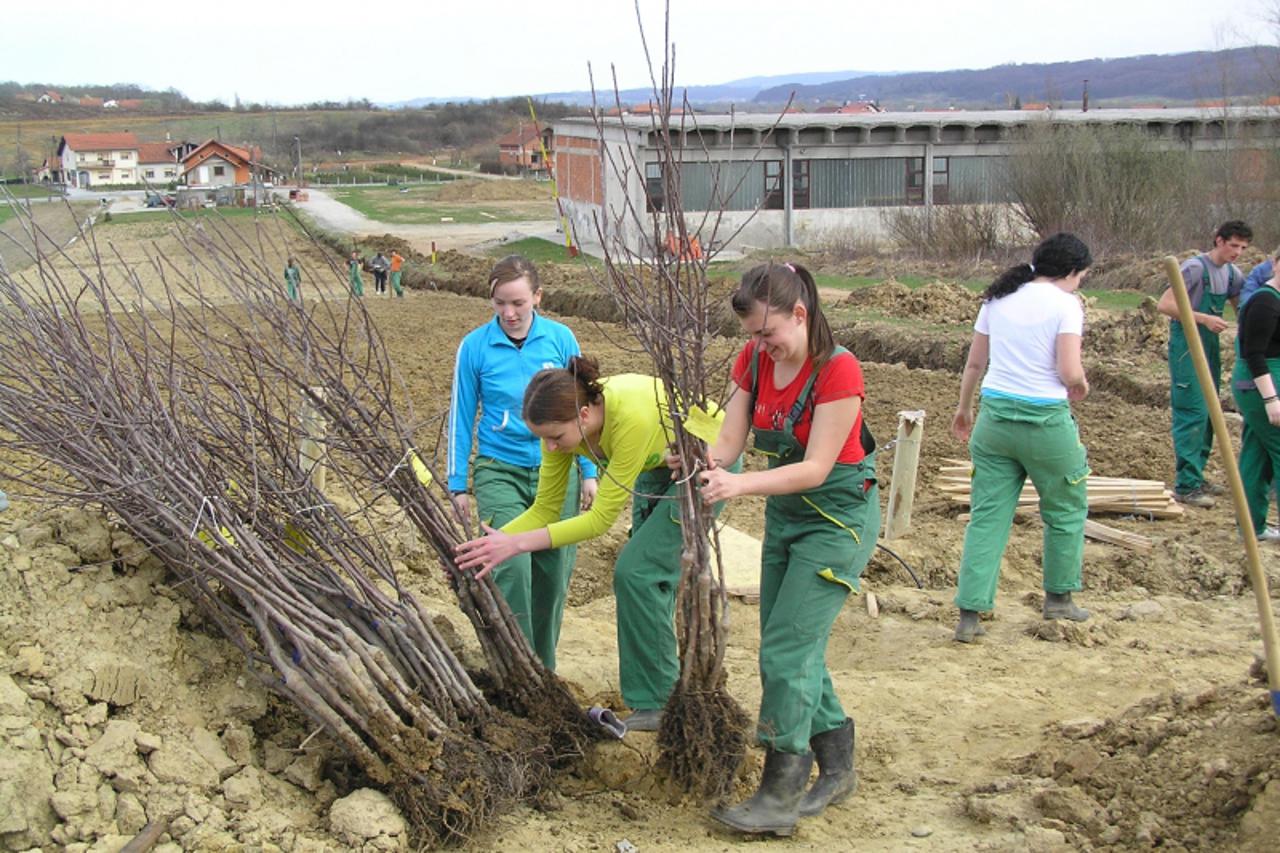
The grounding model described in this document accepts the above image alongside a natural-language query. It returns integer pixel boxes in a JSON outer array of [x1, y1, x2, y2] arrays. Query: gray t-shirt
[[1179, 254, 1243, 309]]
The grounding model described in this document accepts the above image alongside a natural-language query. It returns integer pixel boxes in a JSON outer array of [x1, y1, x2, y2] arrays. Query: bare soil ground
[[1, 227, 1278, 852]]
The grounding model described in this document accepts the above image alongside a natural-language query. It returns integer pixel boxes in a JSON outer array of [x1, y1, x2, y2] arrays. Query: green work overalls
[[284, 266, 301, 301], [1170, 257, 1233, 494], [750, 347, 880, 754], [614, 457, 738, 711], [1231, 283, 1280, 534], [348, 259, 364, 297], [474, 456, 580, 671]]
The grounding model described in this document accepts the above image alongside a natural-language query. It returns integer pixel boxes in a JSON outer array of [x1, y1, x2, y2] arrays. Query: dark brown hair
[[489, 254, 541, 297], [731, 262, 835, 364], [522, 355, 604, 425]]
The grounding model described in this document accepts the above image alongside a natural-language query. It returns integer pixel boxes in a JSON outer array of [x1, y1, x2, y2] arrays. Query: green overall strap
[[1196, 254, 1233, 315]]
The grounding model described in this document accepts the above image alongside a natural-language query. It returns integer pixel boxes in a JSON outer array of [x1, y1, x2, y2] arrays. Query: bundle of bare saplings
[[0, 209, 599, 845]]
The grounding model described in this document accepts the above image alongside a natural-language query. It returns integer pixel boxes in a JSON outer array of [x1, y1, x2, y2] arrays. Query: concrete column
[[783, 135, 795, 248], [923, 142, 934, 212]]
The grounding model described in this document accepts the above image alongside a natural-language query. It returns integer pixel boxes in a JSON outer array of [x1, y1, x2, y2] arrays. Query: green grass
[[2, 184, 65, 200], [485, 236, 582, 265], [330, 185, 551, 225], [0, 206, 14, 226]]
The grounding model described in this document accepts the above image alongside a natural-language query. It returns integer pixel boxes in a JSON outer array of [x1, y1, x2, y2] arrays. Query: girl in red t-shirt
[[695, 261, 879, 836]]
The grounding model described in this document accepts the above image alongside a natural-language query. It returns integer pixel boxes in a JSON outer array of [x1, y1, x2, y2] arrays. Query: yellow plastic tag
[[409, 450, 433, 486], [283, 521, 311, 554], [684, 405, 722, 445], [196, 525, 237, 550]]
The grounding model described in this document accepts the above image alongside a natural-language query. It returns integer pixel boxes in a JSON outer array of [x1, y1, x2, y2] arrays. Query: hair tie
[[785, 263, 796, 273], [1028, 263, 1036, 274]]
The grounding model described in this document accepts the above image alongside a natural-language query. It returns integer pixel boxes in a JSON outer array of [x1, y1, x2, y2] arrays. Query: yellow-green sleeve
[[542, 416, 652, 548], [501, 448, 573, 534]]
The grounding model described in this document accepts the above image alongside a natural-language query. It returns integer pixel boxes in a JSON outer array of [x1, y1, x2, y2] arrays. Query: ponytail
[[984, 232, 1093, 302], [732, 262, 835, 364], [523, 355, 604, 425]]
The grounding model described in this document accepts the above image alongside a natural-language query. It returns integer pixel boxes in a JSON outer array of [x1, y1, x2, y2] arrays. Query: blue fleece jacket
[[1242, 260, 1274, 307], [448, 313, 597, 492]]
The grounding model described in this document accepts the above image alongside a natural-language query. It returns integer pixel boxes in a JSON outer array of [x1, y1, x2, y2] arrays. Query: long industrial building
[[552, 107, 1278, 250]]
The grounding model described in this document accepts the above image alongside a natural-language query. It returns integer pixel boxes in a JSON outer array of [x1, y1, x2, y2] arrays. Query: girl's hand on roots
[[580, 477, 598, 511], [454, 525, 518, 580], [951, 407, 974, 441], [697, 463, 741, 504]]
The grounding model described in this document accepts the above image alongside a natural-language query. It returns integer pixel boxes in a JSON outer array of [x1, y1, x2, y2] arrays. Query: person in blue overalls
[[448, 255, 597, 670], [1156, 220, 1251, 507]]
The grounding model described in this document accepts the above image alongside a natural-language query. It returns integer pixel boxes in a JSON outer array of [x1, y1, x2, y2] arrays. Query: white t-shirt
[[975, 280, 1084, 401]]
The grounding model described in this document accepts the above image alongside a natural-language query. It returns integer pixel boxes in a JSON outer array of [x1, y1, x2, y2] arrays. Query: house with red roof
[[137, 142, 181, 184], [497, 124, 553, 175], [181, 139, 274, 187], [57, 132, 141, 187]]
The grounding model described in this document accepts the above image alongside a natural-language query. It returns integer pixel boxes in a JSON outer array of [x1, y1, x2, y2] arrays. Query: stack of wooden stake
[[937, 459, 1175, 551], [937, 459, 1182, 518]]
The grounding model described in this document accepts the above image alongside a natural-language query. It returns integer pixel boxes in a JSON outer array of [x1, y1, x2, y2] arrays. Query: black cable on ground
[[876, 542, 924, 589]]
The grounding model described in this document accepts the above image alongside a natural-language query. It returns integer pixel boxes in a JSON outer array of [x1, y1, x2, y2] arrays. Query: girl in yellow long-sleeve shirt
[[455, 355, 728, 731]]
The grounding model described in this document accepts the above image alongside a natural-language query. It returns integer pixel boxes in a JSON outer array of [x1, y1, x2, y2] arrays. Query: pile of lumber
[[937, 459, 1182, 519]]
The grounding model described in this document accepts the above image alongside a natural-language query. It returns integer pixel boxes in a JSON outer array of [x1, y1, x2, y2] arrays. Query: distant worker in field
[[370, 251, 390, 295], [447, 256, 598, 670], [1231, 260, 1280, 543], [951, 233, 1093, 644], [1157, 220, 1252, 508], [389, 250, 405, 297], [347, 251, 364, 297], [283, 257, 302, 301]]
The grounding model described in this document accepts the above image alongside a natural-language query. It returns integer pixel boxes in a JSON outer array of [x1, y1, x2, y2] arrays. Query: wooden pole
[[884, 409, 925, 539], [298, 388, 327, 492], [1163, 255, 1280, 718]]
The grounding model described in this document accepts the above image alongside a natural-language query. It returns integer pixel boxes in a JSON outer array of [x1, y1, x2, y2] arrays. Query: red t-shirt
[[732, 343, 867, 463]]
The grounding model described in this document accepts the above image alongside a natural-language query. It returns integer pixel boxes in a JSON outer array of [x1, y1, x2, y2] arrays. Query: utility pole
[[1082, 79, 1089, 113], [294, 136, 302, 187]]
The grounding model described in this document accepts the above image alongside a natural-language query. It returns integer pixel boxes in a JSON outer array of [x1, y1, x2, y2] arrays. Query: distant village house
[[496, 124, 553, 176]]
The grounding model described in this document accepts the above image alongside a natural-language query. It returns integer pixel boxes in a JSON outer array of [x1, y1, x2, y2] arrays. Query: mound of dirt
[[1084, 298, 1168, 364], [981, 683, 1280, 850], [1085, 246, 1270, 295], [845, 280, 981, 326]]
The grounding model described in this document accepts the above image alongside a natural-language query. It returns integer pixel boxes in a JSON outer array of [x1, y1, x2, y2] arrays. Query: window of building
[[145, 169, 155, 178], [121, 152, 132, 160], [213, 165, 226, 176], [644, 162, 664, 212], [906, 158, 926, 205], [164, 170, 174, 178], [764, 160, 783, 209], [932, 156, 950, 203], [792, 159, 810, 209]]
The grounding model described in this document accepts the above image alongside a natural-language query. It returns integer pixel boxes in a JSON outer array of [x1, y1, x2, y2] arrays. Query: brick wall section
[[554, 136, 602, 204]]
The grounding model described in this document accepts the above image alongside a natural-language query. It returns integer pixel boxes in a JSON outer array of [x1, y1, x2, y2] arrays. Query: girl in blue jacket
[[448, 255, 597, 669]]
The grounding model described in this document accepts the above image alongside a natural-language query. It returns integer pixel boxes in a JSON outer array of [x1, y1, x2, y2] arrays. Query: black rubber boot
[[1043, 591, 1090, 622], [711, 748, 814, 837], [798, 717, 856, 817], [953, 609, 987, 643]]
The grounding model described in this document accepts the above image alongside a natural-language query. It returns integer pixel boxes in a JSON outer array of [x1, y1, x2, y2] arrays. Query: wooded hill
[[753, 47, 1280, 109]]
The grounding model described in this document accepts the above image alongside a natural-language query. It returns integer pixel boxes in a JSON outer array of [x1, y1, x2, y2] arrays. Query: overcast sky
[[4, 0, 1274, 105]]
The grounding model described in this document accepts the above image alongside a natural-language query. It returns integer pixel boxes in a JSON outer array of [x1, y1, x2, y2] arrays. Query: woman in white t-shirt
[[951, 233, 1093, 643]]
